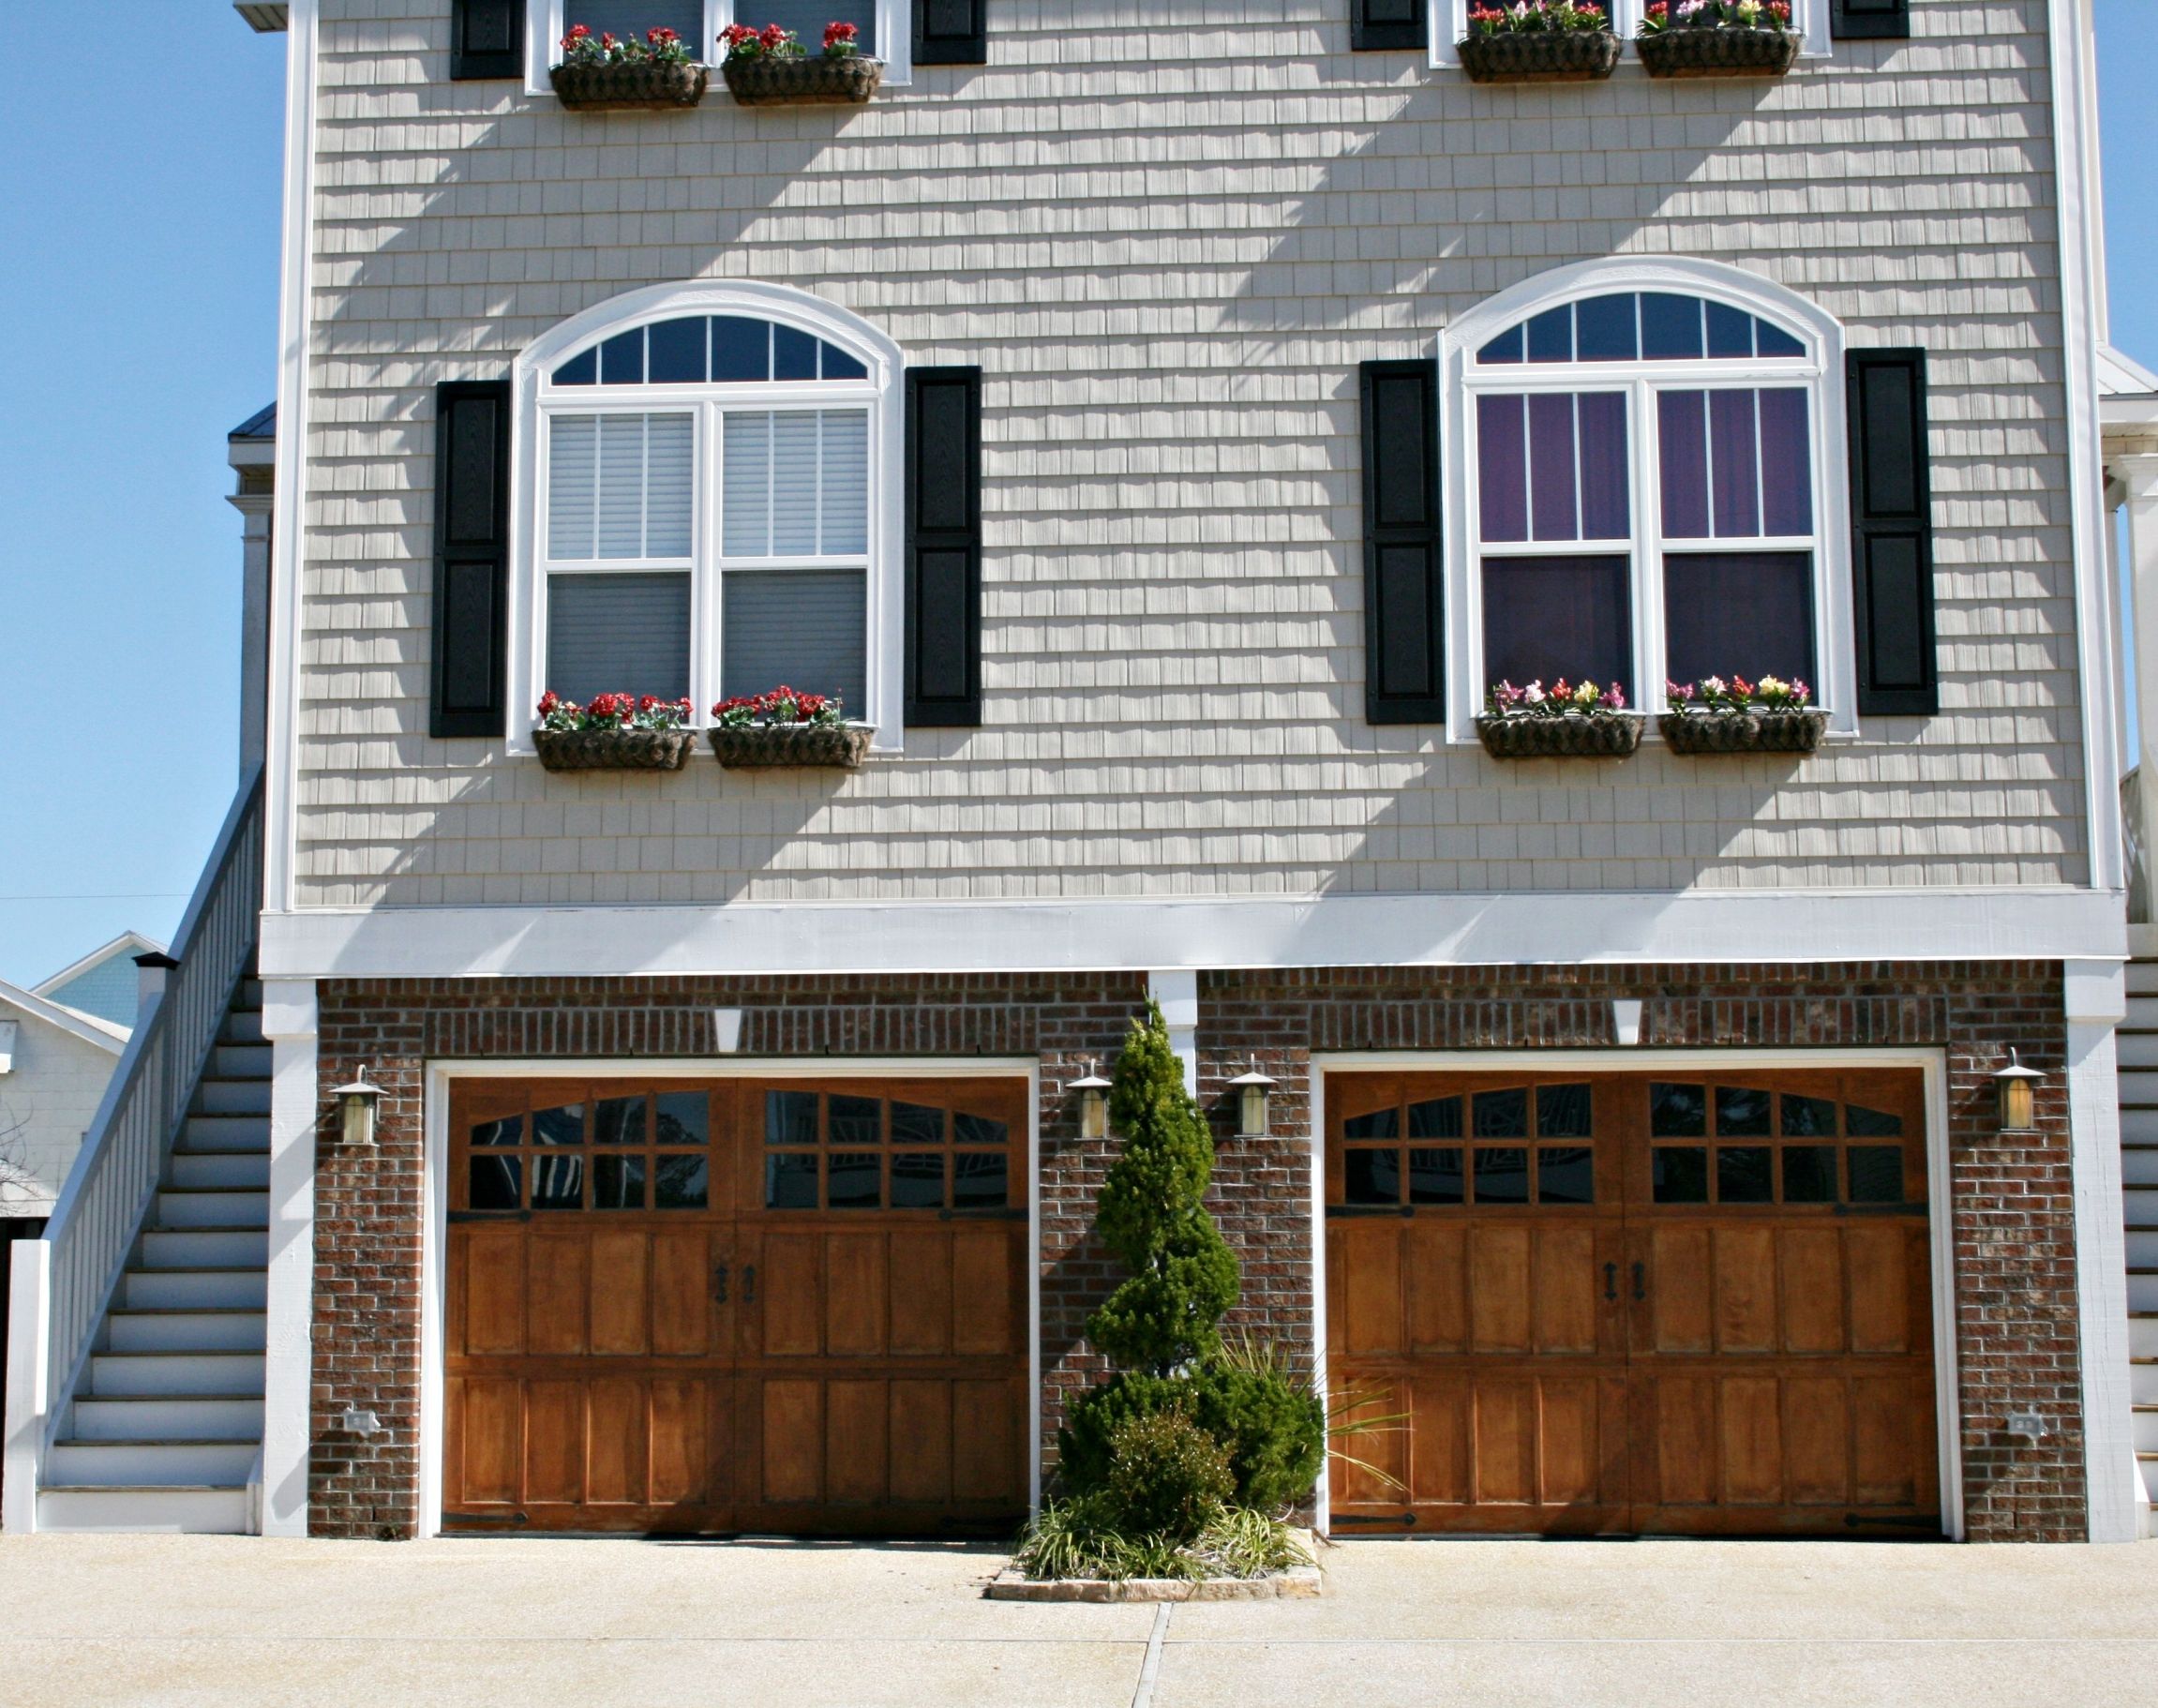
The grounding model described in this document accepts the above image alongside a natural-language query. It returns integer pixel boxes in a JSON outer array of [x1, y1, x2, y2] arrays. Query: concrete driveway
[[3, 1532, 2155, 1707]]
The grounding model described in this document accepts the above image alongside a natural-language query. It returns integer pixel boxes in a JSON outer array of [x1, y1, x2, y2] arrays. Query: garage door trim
[[419, 1056, 1042, 1539], [1312, 1047, 1959, 1539]]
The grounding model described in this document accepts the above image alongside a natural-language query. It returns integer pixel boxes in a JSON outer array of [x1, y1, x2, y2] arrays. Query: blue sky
[[0, 7, 2153, 989]]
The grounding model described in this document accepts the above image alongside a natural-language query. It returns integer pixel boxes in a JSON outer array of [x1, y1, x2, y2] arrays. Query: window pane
[[1650, 1083, 1706, 1137], [821, 410, 869, 555], [1407, 1096, 1462, 1140], [1708, 390, 1761, 538], [1474, 1146, 1530, 1204], [546, 571, 692, 704], [1479, 324, 1524, 365], [1846, 1105, 1904, 1138], [1715, 1086, 1773, 1136], [470, 1155, 520, 1209], [1343, 1109, 1400, 1142], [1661, 551, 1814, 691], [1537, 1146, 1595, 1205], [1481, 554, 1631, 691], [1575, 293, 1639, 362], [723, 412, 772, 556], [771, 412, 821, 557], [766, 1152, 818, 1209], [599, 328, 644, 385], [1528, 393, 1579, 542], [598, 414, 648, 556], [1782, 1146, 1836, 1203], [760, 0, 877, 58], [1536, 1084, 1592, 1138], [646, 317, 707, 383], [594, 1096, 646, 1146], [570, 1, 706, 52], [548, 415, 597, 559], [1758, 388, 1813, 536], [1476, 394, 1528, 544], [1705, 300, 1755, 359], [532, 1154, 584, 1210], [654, 1155, 708, 1209], [892, 1101, 945, 1147], [1408, 1146, 1464, 1205], [892, 1153, 945, 1209], [1474, 1088, 1528, 1138], [765, 1090, 819, 1145], [1756, 320, 1806, 359], [471, 1116, 521, 1146], [553, 348, 597, 386], [773, 323, 819, 382], [1343, 1148, 1401, 1205], [722, 567, 867, 710], [821, 341, 867, 381], [644, 413, 694, 557], [829, 1153, 881, 1208], [1780, 1094, 1837, 1137], [1578, 393, 1629, 541], [954, 1112, 1009, 1147], [1526, 306, 1573, 363], [1716, 1146, 1774, 1203], [655, 1092, 709, 1146], [1848, 1146, 1905, 1203], [830, 1095, 881, 1147], [712, 316, 769, 382], [954, 1151, 1009, 1208], [1641, 292, 1704, 360], [532, 1103, 584, 1146], [1653, 1146, 1708, 1203], [594, 1154, 646, 1210], [1657, 390, 1710, 540]]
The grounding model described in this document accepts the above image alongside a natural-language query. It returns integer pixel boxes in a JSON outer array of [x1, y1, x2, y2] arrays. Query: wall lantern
[[1072, 1059, 1113, 1141], [1993, 1049, 2044, 1134], [332, 1065, 381, 1147], [1227, 1056, 1278, 1139]]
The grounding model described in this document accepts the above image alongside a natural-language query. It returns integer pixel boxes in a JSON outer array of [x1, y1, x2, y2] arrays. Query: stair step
[[169, 1150, 270, 1190], [140, 1228, 268, 1269], [106, 1310, 267, 1353], [233, 979, 262, 1011], [218, 1009, 265, 1046], [88, 1352, 263, 1398], [210, 1041, 273, 1079], [121, 1267, 267, 1310], [68, 1395, 263, 1441], [194, 1078, 271, 1117], [178, 1116, 268, 1154], [155, 1190, 268, 1230], [36, 1486, 248, 1535], [46, 1440, 258, 1487]]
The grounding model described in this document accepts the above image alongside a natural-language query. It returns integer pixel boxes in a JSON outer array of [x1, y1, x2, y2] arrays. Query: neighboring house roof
[[230, 402, 277, 441], [0, 979, 128, 1053], [2101, 343, 2158, 433], [31, 932, 162, 1032]]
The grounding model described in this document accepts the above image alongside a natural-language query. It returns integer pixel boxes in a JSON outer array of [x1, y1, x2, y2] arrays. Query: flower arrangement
[[717, 18, 885, 102], [536, 691, 694, 731], [558, 23, 695, 65], [1660, 672, 1825, 755], [719, 21, 862, 59], [1640, 0, 1792, 28], [1664, 673, 1810, 712], [1484, 677, 1630, 717], [1466, 2, 1611, 35], [822, 22, 861, 56], [710, 686, 848, 727]]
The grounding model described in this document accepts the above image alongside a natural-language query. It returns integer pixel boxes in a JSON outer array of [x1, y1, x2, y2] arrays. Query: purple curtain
[[1528, 393, 1578, 541], [1661, 549, 1814, 687], [1481, 554, 1632, 691], [1477, 394, 1528, 543], [1708, 390, 1761, 538], [1658, 390, 1709, 539], [1758, 388, 1813, 536], [1578, 393, 1630, 540]]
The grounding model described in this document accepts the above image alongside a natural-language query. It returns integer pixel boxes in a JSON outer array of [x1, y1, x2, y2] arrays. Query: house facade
[[6, 0, 2142, 1545]]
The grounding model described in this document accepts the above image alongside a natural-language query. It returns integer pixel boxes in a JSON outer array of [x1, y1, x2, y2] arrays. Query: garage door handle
[[712, 1264, 728, 1304], [743, 1264, 757, 1304], [1603, 1262, 1617, 1302], [1631, 1261, 1646, 1302]]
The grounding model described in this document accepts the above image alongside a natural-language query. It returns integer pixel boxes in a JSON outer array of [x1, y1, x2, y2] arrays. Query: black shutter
[[915, 0, 987, 65], [430, 381, 513, 738], [1846, 349, 1938, 717], [1360, 359, 1445, 725], [1354, 0, 1427, 52], [906, 367, 983, 727], [452, 0, 524, 81], [1830, 0, 1909, 40]]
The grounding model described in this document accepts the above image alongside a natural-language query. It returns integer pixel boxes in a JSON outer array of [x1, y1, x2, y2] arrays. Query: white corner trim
[[1148, 968, 1200, 1095], [263, 0, 319, 918], [2065, 957, 2128, 1026], [261, 884, 2127, 983], [2067, 1013, 2139, 1541], [260, 983, 318, 1538], [2, 1238, 52, 1535]]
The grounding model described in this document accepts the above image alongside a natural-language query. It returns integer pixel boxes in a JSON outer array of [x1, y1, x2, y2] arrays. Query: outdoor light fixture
[[333, 1065, 381, 1147], [1993, 1049, 2044, 1134], [1072, 1059, 1112, 1141], [1227, 1056, 1278, 1138], [338, 1406, 384, 1437]]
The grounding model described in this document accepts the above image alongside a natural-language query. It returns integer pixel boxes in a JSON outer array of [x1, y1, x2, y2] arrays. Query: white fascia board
[[0, 981, 127, 1054], [260, 885, 2127, 982]]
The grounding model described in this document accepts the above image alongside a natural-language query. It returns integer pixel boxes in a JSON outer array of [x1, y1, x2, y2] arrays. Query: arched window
[[511, 283, 903, 746], [1444, 260, 1851, 733]]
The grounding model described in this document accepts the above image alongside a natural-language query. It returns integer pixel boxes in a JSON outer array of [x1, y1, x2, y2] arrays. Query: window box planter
[[1659, 709, 1826, 755], [1459, 30, 1622, 82], [533, 727, 699, 771], [1475, 712, 1644, 759], [1636, 26, 1798, 78], [549, 60, 711, 110], [721, 54, 884, 105], [709, 723, 876, 769]]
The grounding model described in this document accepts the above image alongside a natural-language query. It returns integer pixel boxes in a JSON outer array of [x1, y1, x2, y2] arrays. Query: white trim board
[[262, 885, 2127, 982], [416, 1055, 1040, 1538], [1312, 1047, 1964, 1541]]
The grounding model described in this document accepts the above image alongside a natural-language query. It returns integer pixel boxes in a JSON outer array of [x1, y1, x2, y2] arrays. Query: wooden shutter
[[1846, 349, 1938, 717], [452, 0, 524, 81], [905, 367, 983, 727], [1354, 0, 1426, 52], [915, 0, 987, 65], [430, 381, 513, 739], [1360, 359, 1445, 726], [1830, 0, 1909, 40]]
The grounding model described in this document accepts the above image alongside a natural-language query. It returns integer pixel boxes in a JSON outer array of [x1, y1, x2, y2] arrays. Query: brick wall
[[311, 957, 2084, 1542]]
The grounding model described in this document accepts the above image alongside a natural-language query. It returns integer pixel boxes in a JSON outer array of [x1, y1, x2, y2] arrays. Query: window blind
[[722, 568, 867, 710], [723, 409, 869, 559], [759, 0, 877, 56], [548, 412, 692, 561], [546, 572, 692, 703], [571, 1, 706, 49]]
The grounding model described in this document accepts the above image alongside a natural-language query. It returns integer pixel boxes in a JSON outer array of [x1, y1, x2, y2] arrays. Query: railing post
[[4, 1239, 51, 1535]]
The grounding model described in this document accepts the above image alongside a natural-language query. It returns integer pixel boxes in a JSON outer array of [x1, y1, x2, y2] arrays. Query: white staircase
[[36, 979, 270, 1532]]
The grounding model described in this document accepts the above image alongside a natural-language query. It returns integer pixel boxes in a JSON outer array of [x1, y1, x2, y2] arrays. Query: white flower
[[1522, 681, 1546, 704]]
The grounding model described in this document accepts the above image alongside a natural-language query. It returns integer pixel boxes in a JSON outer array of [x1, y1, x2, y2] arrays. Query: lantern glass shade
[[334, 1068, 380, 1147], [1228, 1056, 1277, 1138], [1994, 1050, 2042, 1133], [1072, 1060, 1112, 1142]]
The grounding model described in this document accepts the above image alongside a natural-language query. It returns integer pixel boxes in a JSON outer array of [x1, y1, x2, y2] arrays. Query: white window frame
[[509, 280, 906, 756], [1440, 256, 1853, 742], [1430, 0, 1829, 69], [529, 0, 912, 95]]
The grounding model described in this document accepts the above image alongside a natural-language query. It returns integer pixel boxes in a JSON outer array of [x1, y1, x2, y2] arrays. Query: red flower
[[720, 22, 757, 47], [562, 22, 590, 42], [824, 21, 858, 47], [537, 690, 562, 714], [599, 31, 617, 48], [647, 25, 678, 45], [1730, 675, 1754, 699]]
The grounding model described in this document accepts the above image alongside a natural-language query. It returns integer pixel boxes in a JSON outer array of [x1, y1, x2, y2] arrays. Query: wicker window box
[[533, 728, 699, 772], [709, 724, 876, 769], [548, 60, 711, 111], [721, 55, 885, 105], [1658, 709, 1826, 755], [1636, 26, 1799, 78], [1475, 713, 1645, 759], [1459, 30, 1622, 83]]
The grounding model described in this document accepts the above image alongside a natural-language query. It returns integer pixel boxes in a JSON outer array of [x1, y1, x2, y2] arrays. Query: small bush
[[1102, 1409, 1234, 1541], [1061, 1363, 1325, 1517], [1012, 1496, 1311, 1584]]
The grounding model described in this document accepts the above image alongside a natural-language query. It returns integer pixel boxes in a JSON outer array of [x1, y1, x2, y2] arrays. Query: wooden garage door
[[1326, 1070, 1939, 1537], [444, 1077, 1028, 1536]]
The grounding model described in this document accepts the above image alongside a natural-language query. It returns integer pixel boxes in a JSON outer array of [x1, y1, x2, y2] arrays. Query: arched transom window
[[517, 286, 901, 744], [1447, 265, 1848, 732]]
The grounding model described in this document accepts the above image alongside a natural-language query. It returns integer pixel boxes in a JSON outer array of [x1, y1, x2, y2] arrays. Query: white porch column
[[2068, 958, 2141, 1541], [2121, 455, 2158, 877], [228, 484, 274, 782], [2, 1238, 51, 1535], [258, 978, 318, 1537], [1147, 969, 1200, 1095]]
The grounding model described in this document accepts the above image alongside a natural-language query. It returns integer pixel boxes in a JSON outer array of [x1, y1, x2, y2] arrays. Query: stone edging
[[983, 1533, 1324, 1601]]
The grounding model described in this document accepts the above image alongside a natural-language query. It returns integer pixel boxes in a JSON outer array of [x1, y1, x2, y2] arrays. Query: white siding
[[0, 1012, 121, 1212]]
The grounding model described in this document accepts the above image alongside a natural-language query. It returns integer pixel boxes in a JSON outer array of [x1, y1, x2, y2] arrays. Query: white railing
[[2127, 768, 2150, 926], [3, 767, 263, 1525]]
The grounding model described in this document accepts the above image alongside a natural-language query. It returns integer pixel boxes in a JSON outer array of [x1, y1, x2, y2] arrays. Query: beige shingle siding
[[290, 0, 2091, 908]]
